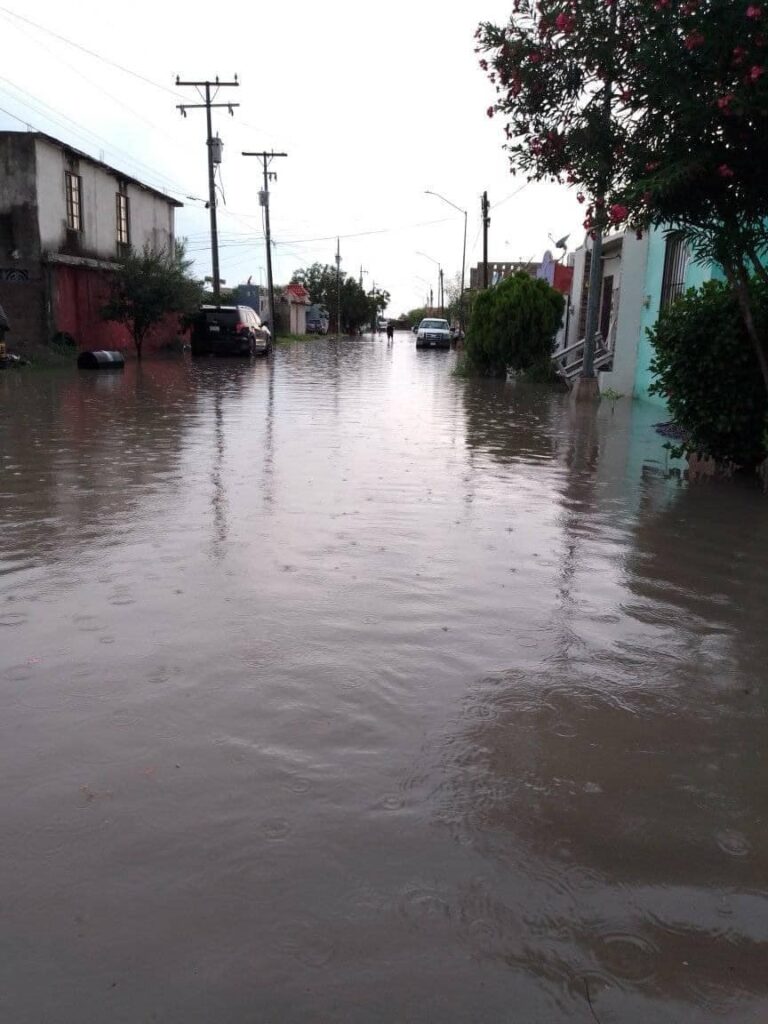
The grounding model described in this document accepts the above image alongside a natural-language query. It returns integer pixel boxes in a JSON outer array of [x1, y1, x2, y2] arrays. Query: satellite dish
[[555, 234, 570, 250]]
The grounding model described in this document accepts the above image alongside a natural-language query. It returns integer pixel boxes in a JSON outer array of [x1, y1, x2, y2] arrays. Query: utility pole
[[370, 280, 377, 333], [359, 265, 368, 289], [439, 267, 444, 316], [176, 76, 239, 303], [482, 191, 490, 289], [336, 238, 342, 339], [242, 150, 288, 334], [576, 0, 618, 399]]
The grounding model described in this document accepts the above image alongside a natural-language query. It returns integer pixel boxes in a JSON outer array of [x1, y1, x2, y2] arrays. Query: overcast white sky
[[0, 0, 584, 315]]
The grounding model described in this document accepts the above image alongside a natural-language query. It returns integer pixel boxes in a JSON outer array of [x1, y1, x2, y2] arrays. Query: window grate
[[65, 171, 82, 232], [116, 192, 130, 246], [660, 235, 689, 309]]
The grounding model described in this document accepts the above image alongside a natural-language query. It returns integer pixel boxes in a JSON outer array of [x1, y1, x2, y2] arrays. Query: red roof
[[285, 282, 310, 302]]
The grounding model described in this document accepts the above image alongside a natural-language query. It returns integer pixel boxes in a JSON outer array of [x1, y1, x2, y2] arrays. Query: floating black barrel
[[77, 350, 125, 370]]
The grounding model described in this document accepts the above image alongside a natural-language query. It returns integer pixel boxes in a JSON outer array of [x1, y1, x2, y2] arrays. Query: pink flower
[[733, 46, 747, 64], [576, 192, 585, 204], [718, 164, 735, 177], [609, 203, 629, 222], [747, 4, 762, 18], [750, 64, 764, 79], [555, 12, 576, 31], [645, 160, 661, 171], [684, 30, 705, 50], [717, 93, 735, 109], [487, 106, 495, 118]]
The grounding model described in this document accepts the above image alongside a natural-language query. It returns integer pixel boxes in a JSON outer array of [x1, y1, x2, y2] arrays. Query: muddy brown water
[[1, 338, 767, 1023]]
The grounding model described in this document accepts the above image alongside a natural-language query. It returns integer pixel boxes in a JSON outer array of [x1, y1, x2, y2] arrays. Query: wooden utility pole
[[482, 191, 490, 289], [242, 151, 288, 333], [176, 76, 240, 303], [336, 238, 342, 339]]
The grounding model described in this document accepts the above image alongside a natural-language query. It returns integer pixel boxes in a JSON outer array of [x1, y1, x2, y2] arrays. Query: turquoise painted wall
[[634, 227, 723, 406]]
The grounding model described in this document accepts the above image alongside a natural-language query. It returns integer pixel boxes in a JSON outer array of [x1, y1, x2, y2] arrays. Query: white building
[[559, 229, 650, 393], [0, 130, 182, 352]]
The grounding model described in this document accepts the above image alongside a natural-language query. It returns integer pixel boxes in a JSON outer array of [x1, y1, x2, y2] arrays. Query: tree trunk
[[725, 263, 768, 396], [135, 337, 143, 362], [748, 249, 768, 287]]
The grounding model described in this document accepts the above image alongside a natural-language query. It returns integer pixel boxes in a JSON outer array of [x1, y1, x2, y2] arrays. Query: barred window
[[65, 171, 82, 231], [116, 192, 130, 245], [660, 234, 689, 309]]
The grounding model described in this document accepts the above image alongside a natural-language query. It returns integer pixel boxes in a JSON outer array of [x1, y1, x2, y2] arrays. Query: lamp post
[[416, 251, 443, 315], [424, 190, 467, 330]]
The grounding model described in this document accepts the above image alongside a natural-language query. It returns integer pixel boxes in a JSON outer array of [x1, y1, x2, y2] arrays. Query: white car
[[416, 317, 452, 349]]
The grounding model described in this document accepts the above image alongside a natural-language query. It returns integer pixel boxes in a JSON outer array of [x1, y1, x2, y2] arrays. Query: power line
[[0, 77, 195, 199], [0, 6, 274, 143], [0, 5, 185, 99]]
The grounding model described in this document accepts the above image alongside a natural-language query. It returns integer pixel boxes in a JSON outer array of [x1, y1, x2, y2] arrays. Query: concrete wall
[[0, 134, 48, 351], [565, 243, 589, 350], [35, 137, 175, 260], [634, 227, 723, 406], [599, 231, 650, 396]]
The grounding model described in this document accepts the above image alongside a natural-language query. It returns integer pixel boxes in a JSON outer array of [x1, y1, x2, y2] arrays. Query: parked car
[[190, 305, 271, 357], [416, 317, 452, 349], [306, 304, 329, 334]]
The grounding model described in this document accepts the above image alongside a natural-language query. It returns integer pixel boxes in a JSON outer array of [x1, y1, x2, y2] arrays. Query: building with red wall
[[0, 130, 183, 356]]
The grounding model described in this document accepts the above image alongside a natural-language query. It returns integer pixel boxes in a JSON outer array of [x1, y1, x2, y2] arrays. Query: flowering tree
[[610, 1, 768, 391], [477, 0, 634, 380], [479, 0, 768, 395]]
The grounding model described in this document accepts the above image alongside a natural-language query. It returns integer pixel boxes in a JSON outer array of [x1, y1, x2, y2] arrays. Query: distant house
[[234, 283, 269, 321], [468, 260, 542, 290], [0, 130, 182, 354], [280, 282, 310, 334], [536, 250, 574, 353]]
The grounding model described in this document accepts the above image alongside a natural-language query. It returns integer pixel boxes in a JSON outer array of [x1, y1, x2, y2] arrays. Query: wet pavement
[[1, 336, 767, 1023]]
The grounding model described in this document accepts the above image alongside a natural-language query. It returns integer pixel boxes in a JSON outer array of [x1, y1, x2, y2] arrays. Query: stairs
[[552, 334, 613, 383]]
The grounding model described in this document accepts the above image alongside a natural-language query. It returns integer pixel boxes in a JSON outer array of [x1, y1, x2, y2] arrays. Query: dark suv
[[190, 305, 272, 357]]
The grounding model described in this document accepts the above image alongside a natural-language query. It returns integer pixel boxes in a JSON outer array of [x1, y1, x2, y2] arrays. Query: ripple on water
[[262, 818, 292, 841], [595, 932, 659, 983], [0, 612, 28, 627], [397, 884, 453, 932], [277, 922, 336, 968], [716, 829, 751, 857]]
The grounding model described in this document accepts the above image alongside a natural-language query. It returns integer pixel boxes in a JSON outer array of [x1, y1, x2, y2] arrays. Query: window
[[116, 191, 130, 246], [660, 234, 689, 309], [65, 171, 82, 232]]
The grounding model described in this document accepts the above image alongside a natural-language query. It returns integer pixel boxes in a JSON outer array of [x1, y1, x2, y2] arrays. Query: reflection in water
[[1, 344, 767, 1023]]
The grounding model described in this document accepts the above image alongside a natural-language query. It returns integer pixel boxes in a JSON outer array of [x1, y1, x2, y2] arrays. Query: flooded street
[[1, 336, 767, 1023]]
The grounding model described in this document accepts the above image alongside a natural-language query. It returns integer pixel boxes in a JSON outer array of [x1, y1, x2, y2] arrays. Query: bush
[[463, 272, 564, 378], [649, 279, 768, 468]]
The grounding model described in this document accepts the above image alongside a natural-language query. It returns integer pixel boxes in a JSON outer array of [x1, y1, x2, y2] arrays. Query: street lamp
[[416, 250, 443, 315], [425, 190, 467, 330]]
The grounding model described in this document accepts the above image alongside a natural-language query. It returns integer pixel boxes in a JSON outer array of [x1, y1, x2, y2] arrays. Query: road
[[1, 335, 767, 1022]]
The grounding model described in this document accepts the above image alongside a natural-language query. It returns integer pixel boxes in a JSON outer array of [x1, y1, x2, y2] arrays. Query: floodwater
[[1, 337, 767, 1023]]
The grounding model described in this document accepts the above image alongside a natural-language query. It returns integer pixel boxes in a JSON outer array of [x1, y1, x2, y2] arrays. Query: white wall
[[599, 231, 650, 396], [35, 137, 175, 259], [35, 139, 64, 252]]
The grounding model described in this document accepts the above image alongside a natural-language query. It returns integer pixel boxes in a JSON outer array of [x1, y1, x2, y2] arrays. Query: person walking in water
[[386, 321, 394, 343]]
